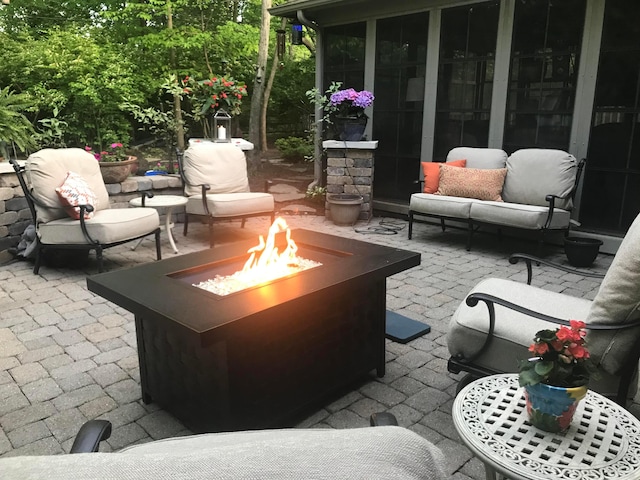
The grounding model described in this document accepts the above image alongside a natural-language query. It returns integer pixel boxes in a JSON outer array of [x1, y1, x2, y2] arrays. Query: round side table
[[129, 195, 188, 254], [453, 374, 640, 480]]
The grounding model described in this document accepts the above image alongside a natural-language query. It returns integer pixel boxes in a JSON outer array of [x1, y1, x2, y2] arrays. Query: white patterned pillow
[[55, 171, 98, 220]]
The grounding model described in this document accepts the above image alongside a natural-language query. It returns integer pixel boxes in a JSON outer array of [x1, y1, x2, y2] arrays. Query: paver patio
[[0, 214, 633, 479]]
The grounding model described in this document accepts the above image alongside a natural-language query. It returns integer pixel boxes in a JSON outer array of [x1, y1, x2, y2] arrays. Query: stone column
[[323, 141, 378, 222]]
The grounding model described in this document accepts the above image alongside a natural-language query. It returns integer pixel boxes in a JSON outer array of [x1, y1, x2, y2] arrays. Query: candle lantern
[[213, 109, 232, 143]]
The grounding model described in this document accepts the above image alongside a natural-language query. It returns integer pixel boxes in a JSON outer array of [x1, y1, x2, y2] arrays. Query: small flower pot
[[564, 236, 603, 267], [524, 383, 587, 433]]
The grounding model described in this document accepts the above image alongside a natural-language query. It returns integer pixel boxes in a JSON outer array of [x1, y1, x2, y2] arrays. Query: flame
[[192, 217, 322, 296], [242, 217, 298, 273]]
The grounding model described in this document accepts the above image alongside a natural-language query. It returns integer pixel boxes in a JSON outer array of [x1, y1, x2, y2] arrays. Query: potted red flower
[[518, 320, 597, 433]]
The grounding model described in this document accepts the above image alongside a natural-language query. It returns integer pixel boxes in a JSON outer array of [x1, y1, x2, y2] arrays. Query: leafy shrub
[[274, 136, 313, 163]]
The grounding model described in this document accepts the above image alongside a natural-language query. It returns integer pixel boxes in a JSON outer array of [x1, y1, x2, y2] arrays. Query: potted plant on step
[[85, 143, 138, 183], [518, 320, 597, 433]]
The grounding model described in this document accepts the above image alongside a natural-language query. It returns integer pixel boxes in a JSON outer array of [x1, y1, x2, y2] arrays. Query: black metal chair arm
[[509, 253, 605, 285], [70, 420, 112, 453], [78, 205, 100, 245], [369, 412, 398, 426], [460, 292, 638, 366]]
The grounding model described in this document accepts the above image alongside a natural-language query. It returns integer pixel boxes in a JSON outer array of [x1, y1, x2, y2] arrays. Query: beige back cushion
[[588, 213, 640, 375], [502, 149, 577, 209], [183, 143, 250, 197], [27, 148, 110, 224], [446, 147, 507, 169]]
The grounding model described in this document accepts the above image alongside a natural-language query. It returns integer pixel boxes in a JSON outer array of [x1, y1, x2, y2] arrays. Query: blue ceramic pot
[[524, 383, 587, 433]]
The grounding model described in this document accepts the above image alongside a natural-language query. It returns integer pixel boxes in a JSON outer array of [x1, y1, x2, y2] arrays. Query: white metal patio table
[[129, 195, 188, 254], [452, 374, 640, 480]]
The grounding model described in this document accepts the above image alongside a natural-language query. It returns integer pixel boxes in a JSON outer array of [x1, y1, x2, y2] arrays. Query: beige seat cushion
[[27, 148, 110, 224], [186, 192, 274, 217], [38, 208, 159, 245], [0, 426, 445, 480], [409, 193, 479, 219], [183, 143, 251, 197], [469, 201, 571, 230]]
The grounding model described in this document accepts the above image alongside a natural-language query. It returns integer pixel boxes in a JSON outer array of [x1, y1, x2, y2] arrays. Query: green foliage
[[274, 136, 313, 163], [305, 185, 327, 204], [0, 87, 37, 158]]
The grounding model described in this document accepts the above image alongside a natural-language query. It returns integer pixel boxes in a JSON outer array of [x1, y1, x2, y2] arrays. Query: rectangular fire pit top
[[87, 229, 421, 339]]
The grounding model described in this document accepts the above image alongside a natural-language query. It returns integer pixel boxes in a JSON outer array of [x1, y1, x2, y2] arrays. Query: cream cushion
[[587, 212, 640, 375], [183, 143, 250, 197], [469, 201, 571, 229], [0, 426, 445, 480], [446, 147, 507, 169], [409, 193, 479, 219], [27, 148, 110, 224], [38, 208, 159, 245], [186, 193, 275, 217], [502, 149, 577, 210]]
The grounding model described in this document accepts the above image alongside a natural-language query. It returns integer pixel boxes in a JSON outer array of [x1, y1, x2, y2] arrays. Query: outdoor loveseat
[[0, 415, 446, 479], [408, 147, 583, 250]]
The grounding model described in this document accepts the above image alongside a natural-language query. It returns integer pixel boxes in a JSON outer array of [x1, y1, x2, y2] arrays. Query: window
[[503, 0, 585, 154], [433, 2, 499, 161], [323, 23, 366, 91], [372, 13, 429, 201], [580, 0, 640, 233]]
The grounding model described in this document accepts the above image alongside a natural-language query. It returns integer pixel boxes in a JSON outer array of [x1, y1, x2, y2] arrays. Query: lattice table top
[[452, 374, 640, 480]]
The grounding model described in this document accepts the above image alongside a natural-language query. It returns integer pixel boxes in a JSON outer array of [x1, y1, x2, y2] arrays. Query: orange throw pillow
[[55, 171, 98, 220], [436, 164, 507, 201], [421, 159, 466, 193]]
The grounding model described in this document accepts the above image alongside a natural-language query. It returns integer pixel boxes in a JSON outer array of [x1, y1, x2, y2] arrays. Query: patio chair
[[447, 212, 640, 405], [10, 148, 161, 274], [177, 142, 275, 247], [0, 414, 445, 479]]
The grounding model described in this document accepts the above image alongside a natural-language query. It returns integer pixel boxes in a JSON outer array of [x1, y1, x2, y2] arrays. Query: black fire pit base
[[87, 229, 421, 433]]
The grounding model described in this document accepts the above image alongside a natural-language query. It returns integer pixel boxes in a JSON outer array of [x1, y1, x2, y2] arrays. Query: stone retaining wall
[[0, 168, 184, 253]]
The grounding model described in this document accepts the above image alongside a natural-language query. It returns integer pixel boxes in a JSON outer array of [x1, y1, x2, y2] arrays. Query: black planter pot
[[332, 116, 367, 141], [564, 237, 603, 267]]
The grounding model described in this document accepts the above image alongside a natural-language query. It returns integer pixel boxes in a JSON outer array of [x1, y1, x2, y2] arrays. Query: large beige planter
[[99, 156, 137, 184], [327, 194, 363, 226]]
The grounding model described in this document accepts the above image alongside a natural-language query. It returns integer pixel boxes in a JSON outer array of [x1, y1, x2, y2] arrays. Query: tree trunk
[[167, 0, 185, 173], [261, 17, 286, 152], [247, 0, 271, 173]]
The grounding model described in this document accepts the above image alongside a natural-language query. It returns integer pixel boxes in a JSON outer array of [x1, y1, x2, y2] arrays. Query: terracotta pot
[[524, 383, 587, 433], [99, 156, 137, 184]]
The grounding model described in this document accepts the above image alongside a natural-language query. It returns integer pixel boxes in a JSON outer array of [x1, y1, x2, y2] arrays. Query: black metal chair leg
[[154, 230, 162, 260], [96, 247, 104, 273], [33, 247, 43, 274]]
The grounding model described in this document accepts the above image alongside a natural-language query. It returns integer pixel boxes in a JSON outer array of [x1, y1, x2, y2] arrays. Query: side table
[[129, 195, 188, 254], [453, 374, 640, 480]]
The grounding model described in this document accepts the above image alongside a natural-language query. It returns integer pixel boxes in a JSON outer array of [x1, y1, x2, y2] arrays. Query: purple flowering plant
[[329, 88, 375, 118]]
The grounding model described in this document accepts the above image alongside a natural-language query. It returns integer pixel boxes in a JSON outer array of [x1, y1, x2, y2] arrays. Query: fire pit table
[[87, 229, 420, 432]]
